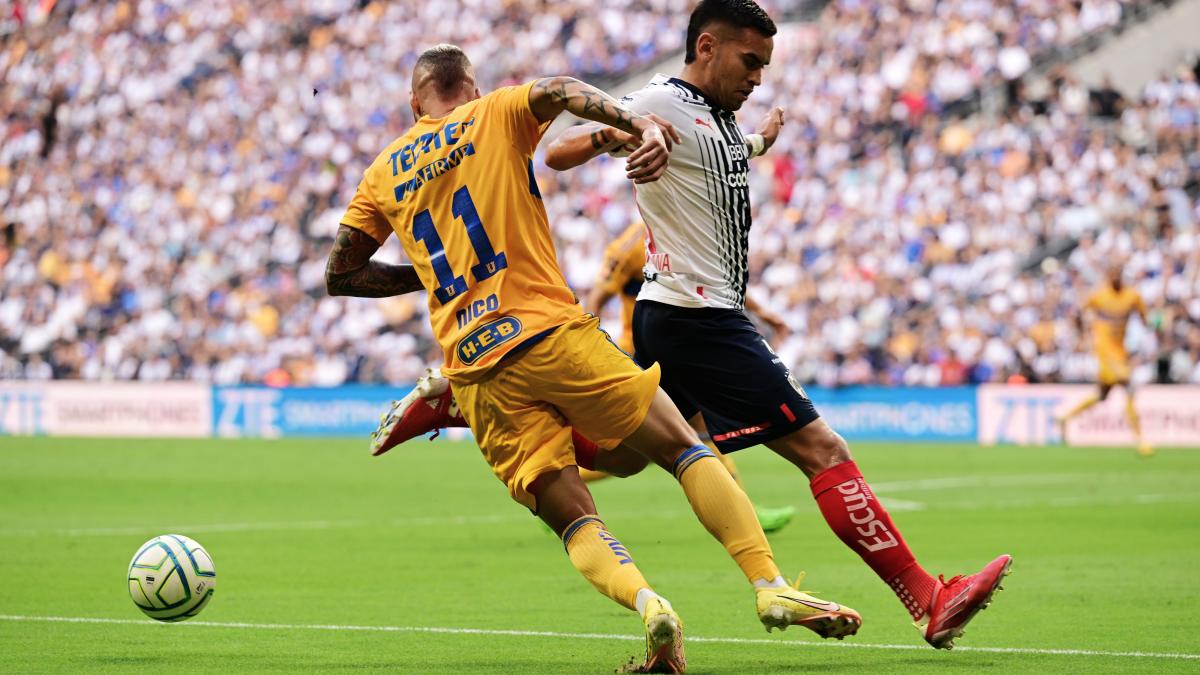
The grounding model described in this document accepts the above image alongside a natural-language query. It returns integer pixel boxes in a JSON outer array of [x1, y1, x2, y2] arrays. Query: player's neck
[[418, 97, 469, 121], [676, 66, 721, 109], [420, 104, 458, 120]]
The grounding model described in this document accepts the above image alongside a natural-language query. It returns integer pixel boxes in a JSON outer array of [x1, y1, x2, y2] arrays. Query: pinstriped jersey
[[616, 74, 753, 310]]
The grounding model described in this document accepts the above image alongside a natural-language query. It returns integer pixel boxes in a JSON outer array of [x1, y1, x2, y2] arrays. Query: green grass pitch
[[1, 437, 1198, 673]]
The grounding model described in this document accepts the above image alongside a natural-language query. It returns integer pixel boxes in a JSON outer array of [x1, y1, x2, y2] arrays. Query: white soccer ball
[[127, 534, 216, 622]]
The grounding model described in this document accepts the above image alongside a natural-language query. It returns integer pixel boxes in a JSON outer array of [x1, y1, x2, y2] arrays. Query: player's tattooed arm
[[545, 113, 680, 175], [530, 77, 678, 183], [544, 122, 629, 170], [325, 225, 424, 298], [529, 76, 640, 132]]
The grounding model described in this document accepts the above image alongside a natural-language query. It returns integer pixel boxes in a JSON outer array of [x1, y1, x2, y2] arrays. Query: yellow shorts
[[448, 314, 660, 511], [1096, 344, 1130, 385]]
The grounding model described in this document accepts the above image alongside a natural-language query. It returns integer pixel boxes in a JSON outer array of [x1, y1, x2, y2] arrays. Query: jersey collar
[[667, 76, 725, 114]]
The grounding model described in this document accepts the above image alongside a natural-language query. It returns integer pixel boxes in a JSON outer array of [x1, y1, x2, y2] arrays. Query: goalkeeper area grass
[[1, 437, 1198, 673]]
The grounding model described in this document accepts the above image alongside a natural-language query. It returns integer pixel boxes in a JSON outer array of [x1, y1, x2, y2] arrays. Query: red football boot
[[370, 368, 468, 456], [919, 554, 1012, 649]]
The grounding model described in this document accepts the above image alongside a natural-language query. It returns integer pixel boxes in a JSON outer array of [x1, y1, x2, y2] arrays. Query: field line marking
[[3, 484, 1194, 538], [877, 497, 925, 512], [941, 493, 1197, 511], [0, 520, 367, 538], [870, 473, 1098, 493], [1, 615, 1196, 661]]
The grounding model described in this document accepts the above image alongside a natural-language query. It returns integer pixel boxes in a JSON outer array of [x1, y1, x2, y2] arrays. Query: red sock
[[810, 460, 937, 620], [572, 430, 599, 470]]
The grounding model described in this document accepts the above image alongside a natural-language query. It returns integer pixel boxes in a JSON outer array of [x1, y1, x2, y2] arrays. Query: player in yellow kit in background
[[585, 221, 797, 532], [1057, 266, 1153, 456], [327, 44, 861, 673]]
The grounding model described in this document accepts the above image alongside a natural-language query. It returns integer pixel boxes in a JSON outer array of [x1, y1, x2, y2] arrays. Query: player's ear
[[696, 31, 717, 63], [473, 86, 481, 100], [410, 90, 423, 120]]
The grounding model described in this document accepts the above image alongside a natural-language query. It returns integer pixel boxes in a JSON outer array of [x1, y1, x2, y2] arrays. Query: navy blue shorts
[[632, 300, 819, 452]]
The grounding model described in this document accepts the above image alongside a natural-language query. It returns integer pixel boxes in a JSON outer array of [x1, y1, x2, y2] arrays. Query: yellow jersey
[[1084, 285, 1146, 351], [596, 222, 646, 353], [340, 82, 580, 376]]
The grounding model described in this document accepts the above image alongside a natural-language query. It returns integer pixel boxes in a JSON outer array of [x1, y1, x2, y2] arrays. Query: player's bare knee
[[528, 467, 597, 534], [771, 421, 852, 477], [824, 431, 853, 465], [662, 423, 704, 468], [595, 446, 650, 478], [621, 389, 704, 470], [636, 431, 701, 474], [605, 463, 646, 478]]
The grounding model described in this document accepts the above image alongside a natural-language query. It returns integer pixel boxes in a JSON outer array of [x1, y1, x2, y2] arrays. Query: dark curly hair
[[685, 0, 777, 64]]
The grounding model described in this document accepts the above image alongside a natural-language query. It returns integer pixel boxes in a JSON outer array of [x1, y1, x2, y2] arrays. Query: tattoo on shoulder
[[533, 77, 570, 103]]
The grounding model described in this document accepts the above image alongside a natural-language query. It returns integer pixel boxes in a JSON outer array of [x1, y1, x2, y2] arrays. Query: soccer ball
[[127, 534, 216, 622]]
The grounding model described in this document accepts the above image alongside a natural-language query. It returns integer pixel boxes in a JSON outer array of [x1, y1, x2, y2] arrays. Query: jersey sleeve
[[1133, 292, 1147, 316], [340, 172, 392, 244], [617, 86, 662, 116], [487, 81, 547, 156], [1083, 290, 1100, 312]]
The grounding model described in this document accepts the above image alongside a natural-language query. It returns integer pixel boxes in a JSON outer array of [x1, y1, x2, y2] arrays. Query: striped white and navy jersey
[[616, 74, 753, 310]]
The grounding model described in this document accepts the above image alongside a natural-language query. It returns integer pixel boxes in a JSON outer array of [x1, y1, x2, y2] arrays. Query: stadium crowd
[[1, 0, 1196, 386]]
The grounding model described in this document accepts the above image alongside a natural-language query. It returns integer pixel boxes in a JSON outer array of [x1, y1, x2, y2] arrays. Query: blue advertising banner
[[805, 387, 977, 442], [209, 384, 975, 441], [212, 385, 411, 438]]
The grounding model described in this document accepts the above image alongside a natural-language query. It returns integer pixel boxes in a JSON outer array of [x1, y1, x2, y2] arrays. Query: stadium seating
[[1, 0, 1195, 385]]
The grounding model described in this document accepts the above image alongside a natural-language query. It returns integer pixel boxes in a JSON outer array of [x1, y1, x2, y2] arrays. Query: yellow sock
[[1063, 394, 1100, 421], [578, 466, 609, 480], [577, 468, 610, 483], [673, 447, 780, 584], [562, 516, 650, 611], [710, 442, 745, 489], [1125, 397, 1143, 442]]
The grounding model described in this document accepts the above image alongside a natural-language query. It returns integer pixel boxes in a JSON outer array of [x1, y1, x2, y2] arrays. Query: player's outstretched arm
[[325, 224, 424, 298], [751, 106, 786, 156], [545, 114, 681, 173], [529, 77, 674, 183], [545, 122, 631, 171]]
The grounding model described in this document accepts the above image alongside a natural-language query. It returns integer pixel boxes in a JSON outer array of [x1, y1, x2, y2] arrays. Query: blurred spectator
[[1, 0, 1194, 388], [1091, 73, 1126, 118]]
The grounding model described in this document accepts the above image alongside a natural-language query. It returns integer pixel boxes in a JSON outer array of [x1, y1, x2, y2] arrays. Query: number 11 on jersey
[[412, 185, 507, 305]]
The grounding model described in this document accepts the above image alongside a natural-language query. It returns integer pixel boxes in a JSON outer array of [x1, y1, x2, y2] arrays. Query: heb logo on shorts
[[457, 316, 523, 365]]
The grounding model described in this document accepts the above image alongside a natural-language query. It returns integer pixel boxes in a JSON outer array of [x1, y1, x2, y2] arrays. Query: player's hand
[[613, 114, 682, 154], [606, 115, 680, 155], [626, 118, 671, 184], [755, 106, 785, 152], [645, 113, 682, 149], [604, 127, 638, 152]]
